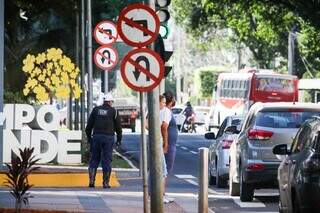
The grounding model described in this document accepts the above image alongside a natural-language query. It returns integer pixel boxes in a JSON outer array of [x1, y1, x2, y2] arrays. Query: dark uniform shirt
[[85, 104, 122, 142]]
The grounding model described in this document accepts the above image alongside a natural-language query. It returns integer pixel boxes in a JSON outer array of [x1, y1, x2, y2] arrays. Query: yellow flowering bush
[[22, 48, 82, 103]]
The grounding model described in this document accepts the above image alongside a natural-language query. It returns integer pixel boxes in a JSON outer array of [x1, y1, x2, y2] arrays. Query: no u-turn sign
[[121, 48, 164, 92]]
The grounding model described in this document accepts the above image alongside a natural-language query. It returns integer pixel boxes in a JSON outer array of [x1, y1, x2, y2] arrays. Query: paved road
[[120, 133, 279, 213]]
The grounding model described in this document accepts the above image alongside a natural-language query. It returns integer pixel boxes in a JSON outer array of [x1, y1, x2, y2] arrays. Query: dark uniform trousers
[[89, 134, 115, 174]]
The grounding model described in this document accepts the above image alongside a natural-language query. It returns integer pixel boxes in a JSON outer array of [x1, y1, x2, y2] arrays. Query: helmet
[[103, 93, 114, 102]]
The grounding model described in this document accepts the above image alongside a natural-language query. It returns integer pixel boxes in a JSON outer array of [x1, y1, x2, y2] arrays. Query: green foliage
[[199, 71, 214, 98], [4, 148, 40, 212], [172, 0, 320, 78], [4, 91, 30, 104]]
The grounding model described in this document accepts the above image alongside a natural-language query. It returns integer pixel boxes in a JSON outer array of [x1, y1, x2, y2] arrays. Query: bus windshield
[[253, 76, 297, 102], [256, 77, 294, 93]]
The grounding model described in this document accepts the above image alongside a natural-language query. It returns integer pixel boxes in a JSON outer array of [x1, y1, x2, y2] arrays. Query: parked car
[[205, 115, 244, 188], [205, 105, 215, 131], [228, 102, 320, 201], [193, 106, 210, 125], [273, 116, 320, 213], [172, 105, 185, 130]]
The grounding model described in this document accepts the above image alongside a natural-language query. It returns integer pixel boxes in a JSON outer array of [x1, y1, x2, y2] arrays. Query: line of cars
[[205, 102, 320, 212]]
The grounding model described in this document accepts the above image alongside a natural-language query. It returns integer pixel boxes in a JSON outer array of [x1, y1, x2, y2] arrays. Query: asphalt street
[[119, 128, 279, 213]]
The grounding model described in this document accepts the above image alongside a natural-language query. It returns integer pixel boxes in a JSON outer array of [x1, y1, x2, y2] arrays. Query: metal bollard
[[198, 147, 209, 213]]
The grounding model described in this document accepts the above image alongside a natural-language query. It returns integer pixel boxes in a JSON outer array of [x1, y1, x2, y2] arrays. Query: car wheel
[[229, 171, 240, 196], [240, 169, 254, 202]]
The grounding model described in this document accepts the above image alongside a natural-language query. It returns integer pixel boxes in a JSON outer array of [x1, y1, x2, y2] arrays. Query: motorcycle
[[181, 113, 196, 133]]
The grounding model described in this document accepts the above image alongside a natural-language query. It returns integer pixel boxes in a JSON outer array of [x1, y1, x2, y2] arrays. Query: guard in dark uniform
[[85, 93, 122, 188]]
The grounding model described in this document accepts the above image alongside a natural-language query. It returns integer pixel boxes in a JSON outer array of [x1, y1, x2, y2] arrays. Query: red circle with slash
[[93, 21, 118, 45], [93, 45, 119, 71], [117, 3, 160, 47], [121, 48, 164, 92]]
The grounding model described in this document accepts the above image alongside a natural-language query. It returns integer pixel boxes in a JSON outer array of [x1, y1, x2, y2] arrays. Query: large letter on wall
[[3, 104, 15, 129], [30, 105, 59, 131], [31, 130, 58, 163], [3, 130, 31, 163], [14, 104, 35, 130], [56, 131, 81, 164]]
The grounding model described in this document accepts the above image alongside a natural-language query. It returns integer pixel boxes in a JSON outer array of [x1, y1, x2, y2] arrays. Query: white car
[[205, 105, 215, 131], [193, 106, 210, 125], [172, 105, 185, 131]]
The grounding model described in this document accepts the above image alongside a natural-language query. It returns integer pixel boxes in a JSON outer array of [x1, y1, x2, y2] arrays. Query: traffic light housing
[[155, 35, 173, 77], [156, 0, 171, 39]]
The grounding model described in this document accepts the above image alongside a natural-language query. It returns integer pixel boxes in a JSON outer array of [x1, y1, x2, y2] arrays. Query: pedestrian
[[85, 93, 122, 188], [163, 91, 178, 203]]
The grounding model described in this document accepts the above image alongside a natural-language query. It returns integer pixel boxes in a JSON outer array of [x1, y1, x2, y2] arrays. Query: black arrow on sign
[[99, 28, 113, 39], [101, 50, 111, 64], [133, 56, 150, 81], [126, 18, 149, 36]]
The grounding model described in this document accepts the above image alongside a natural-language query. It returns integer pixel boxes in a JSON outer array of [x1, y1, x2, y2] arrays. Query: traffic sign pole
[[147, 1, 164, 213], [0, 0, 4, 169]]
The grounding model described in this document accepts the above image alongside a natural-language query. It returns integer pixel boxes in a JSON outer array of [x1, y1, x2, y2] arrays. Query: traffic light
[[156, 0, 171, 39], [155, 0, 172, 76], [155, 35, 173, 77]]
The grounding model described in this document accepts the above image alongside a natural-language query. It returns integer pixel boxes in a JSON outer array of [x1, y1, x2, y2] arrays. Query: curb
[[0, 169, 120, 188]]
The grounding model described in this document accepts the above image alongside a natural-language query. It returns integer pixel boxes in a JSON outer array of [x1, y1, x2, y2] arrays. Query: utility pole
[[74, 0, 80, 130], [80, 0, 87, 161], [0, 0, 4, 169], [86, 0, 93, 115], [147, 0, 164, 212], [288, 28, 296, 75]]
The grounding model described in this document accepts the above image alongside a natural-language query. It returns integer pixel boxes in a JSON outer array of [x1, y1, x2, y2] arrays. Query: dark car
[[273, 116, 320, 213]]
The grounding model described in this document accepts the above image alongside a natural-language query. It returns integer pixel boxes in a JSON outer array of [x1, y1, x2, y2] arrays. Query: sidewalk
[[0, 170, 198, 213]]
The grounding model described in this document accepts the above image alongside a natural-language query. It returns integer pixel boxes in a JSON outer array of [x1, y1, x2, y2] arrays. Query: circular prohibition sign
[[93, 20, 118, 45], [121, 48, 164, 92], [93, 45, 119, 71], [117, 3, 160, 47]]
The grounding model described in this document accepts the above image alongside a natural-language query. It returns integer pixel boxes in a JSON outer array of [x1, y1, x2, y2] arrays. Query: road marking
[[175, 175, 196, 179], [184, 179, 225, 195], [190, 151, 197, 154], [181, 146, 188, 150], [176, 144, 180, 147], [232, 197, 266, 208], [114, 150, 138, 169]]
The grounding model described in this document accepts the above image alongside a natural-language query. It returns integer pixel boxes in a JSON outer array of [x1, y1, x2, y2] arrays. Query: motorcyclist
[[181, 101, 196, 133]]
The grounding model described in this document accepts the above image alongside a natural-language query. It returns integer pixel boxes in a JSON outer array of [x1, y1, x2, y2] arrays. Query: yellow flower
[[35, 53, 46, 64], [23, 88, 30, 96], [23, 54, 36, 65], [73, 84, 82, 99], [22, 62, 34, 73], [47, 48, 63, 61], [61, 72, 69, 84]]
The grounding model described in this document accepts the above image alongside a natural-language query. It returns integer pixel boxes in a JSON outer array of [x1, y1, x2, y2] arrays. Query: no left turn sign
[[94, 45, 119, 71], [121, 48, 164, 92], [117, 3, 160, 47], [93, 21, 118, 45]]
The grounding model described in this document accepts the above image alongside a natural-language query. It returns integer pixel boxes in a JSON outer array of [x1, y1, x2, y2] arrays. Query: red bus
[[212, 69, 298, 127]]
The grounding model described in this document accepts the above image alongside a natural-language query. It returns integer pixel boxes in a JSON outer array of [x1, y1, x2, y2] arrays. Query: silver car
[[228, 102, 320, 201], [205, 115, 244, 188]]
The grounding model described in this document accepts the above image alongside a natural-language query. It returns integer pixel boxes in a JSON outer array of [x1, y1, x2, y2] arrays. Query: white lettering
[[2, 104, 82, 164]]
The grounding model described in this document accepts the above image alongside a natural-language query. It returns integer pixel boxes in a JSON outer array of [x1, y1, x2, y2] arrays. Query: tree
[[172, 0, 320, 78], [22, 48, 81, 103]]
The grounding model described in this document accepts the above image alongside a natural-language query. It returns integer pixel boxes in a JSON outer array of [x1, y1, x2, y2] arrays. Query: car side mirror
[[225, 125, 240, 134], [273, 144, 290, 155], [205, 132, 215, 140]]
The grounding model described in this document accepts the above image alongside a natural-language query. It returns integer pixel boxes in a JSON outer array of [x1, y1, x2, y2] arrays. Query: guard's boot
[[103, 171, 111, 188], [88, 168, 97, 188]]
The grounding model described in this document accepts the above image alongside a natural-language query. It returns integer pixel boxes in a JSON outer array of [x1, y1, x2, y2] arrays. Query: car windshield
[[255, 110, 320, 128], [172, 108, 183, 114]]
